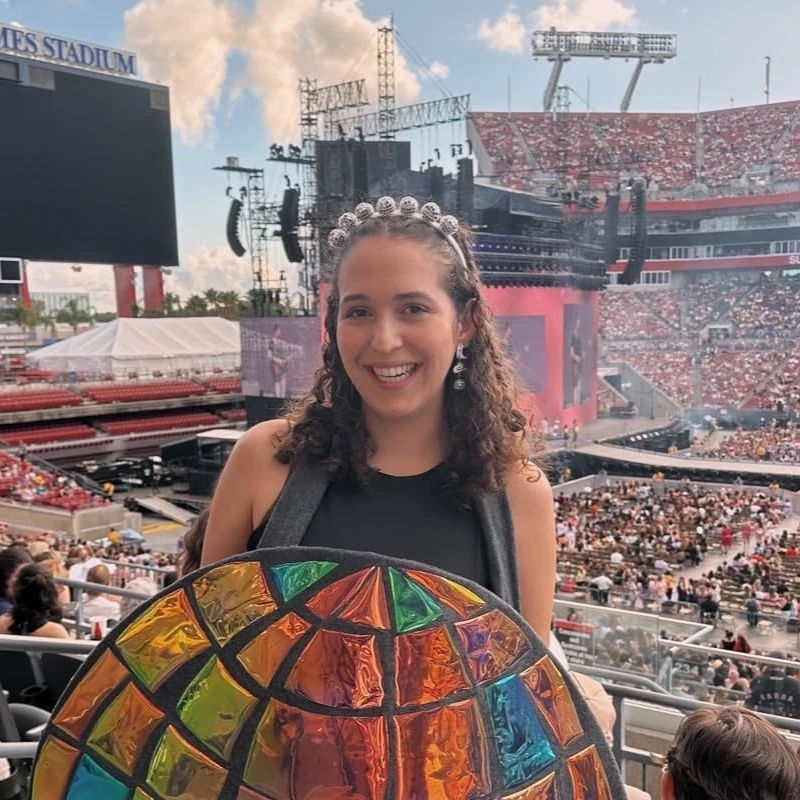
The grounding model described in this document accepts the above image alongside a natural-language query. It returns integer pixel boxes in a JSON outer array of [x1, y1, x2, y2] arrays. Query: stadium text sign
[[789, 255, 800, 266], [0, 24, 137, 77]]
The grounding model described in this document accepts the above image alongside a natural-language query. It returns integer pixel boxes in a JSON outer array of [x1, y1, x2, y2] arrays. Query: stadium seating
[[472, 101, 800, 190], [218, 408, 246, 421], [81, 380, 206, 404], [0, 389, 83, 413], [97, 411, 221, 436], [204, 376, 242, 393], [0, 423, 96, 446]]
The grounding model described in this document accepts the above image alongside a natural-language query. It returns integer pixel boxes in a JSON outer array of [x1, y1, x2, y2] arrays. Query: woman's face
[[336, 235, 472, 423]]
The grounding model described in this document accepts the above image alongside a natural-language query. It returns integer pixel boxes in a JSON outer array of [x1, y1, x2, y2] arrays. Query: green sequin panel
[[271, 561, 338, 602], [388, 568, 443, 633]]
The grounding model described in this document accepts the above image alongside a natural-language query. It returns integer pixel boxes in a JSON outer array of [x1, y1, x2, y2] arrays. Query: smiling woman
[[200, 196, 556, 643]]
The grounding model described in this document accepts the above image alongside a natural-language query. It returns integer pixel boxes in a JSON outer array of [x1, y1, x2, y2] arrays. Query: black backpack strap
[[474, 490, 521, 612], [256, 457, 330, 549]]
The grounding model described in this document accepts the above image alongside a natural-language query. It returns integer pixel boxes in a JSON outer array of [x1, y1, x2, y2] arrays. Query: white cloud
[[123, 0, 237, 146], [123, 0, 423, 147], [163, 245, 255, 298], [476, 7, 526, 54], [26, 263, 118, 312], [427, 60, 450, 80], [532, 0, 637, 30]]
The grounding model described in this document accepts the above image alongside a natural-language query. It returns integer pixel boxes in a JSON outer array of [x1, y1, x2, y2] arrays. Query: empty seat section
[[0, 423, 96, 445], [204, 377, 242, 393], [0, 389, 83, 413], [219, 408, 246, 421], [98, 411, 221, 436], [82, 381, 207, 404]]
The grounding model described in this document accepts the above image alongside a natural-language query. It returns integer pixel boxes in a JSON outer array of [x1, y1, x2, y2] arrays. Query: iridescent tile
[[133, 791, 155, 800], [306, 568, 372, 618], [147, 726, 227, 799], [455, 608, 530, 683], [285, 628, 384, 709], [192, 561, 277, 644], [486, 675, 556, 790], [87, 683, 164, 776], [394, 624, 472, 706], [237, 788, 270, 800], [394, 699, 490, 798], [116, 588, 211, 690], [388, 567, 443, 632], [271, 560, 338, 601], [31, 736, 79, 799], [177, 655, 258, 760], [503, 772, 558, 800], [237, 611, 310, 689], [66, 754, 127, 800], [521, 656, 583, 747], [403, 568, 485, 617], [568, 745, 613, 800], [53, 649, 128, 739], [338, 567, 391, 629], [244, 699, 388, 800]]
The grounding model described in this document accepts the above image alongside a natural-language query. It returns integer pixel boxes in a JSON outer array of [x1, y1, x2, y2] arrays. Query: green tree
[[183, 294, 209, 316], [18, 300, 47, 344], [93, 312, 117, 323], [163, 291, 182, 317], [56, 298, 91, 334], [217, 290, 242, 320]]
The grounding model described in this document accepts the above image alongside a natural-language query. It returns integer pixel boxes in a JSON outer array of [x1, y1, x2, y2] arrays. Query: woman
[[201, 198, 556, 641], [661, 706, 800, 800], [0, 563, 69, 639]]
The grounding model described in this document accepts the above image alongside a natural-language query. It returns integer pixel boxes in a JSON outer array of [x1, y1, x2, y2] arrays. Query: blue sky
[[4, 0, 800, 308]]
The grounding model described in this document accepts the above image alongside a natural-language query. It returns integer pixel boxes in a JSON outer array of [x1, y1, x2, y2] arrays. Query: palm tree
[[203, 289, 222, 315], [18, 300, 46, 349], [184, 294, 209, 317], [56, 298, 91, 335], [217, 290, 242, 320], [163, 292, 182, 317]]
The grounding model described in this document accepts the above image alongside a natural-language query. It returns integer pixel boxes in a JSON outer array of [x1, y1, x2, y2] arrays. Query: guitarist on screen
[[268, 323, 290, 399]]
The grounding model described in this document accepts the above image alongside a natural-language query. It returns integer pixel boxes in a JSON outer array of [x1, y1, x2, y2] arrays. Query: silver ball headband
[[327, 196, 468, 274]]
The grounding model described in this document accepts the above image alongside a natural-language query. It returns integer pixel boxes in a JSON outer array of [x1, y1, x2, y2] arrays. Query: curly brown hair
[[275, 211, 541, 497]]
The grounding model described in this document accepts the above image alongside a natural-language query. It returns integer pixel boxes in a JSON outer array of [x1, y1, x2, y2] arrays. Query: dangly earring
[[452, 342, 467, 390]]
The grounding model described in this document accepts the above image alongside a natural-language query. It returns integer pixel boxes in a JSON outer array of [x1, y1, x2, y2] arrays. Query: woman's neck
[[364, 407, 448, 476]]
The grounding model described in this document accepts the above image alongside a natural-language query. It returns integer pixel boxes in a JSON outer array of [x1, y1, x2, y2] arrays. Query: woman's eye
[[403, 304, 427, 315], [344, 308, 370, 318]]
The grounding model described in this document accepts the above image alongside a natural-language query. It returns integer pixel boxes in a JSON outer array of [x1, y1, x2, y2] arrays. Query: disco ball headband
[[327, 196, 469, 274]]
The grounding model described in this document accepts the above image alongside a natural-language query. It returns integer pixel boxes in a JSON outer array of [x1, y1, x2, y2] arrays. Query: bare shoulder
[[36, 621, 70, 639], [235, 418, 292, 459], [504, 460, 554, 508]]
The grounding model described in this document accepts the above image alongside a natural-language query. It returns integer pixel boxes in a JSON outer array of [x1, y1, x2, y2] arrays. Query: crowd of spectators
[[697, 426, 800, 465], [0, 451, 107, 512]]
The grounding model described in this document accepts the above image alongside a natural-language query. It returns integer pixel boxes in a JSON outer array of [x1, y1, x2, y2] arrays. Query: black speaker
[[352, 149, 369, 201], [619, 182, 647, 285], [279, 188, 300, 230], [456, 158, 474, 220], [603, 193, 620, 267], [281, 232, 304, 264], [225, 199, 246, 257], [428, 167, 445, 206]]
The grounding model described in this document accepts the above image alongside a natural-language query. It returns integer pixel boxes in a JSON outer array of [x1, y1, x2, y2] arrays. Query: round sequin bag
[[30, 547, 626, 799]]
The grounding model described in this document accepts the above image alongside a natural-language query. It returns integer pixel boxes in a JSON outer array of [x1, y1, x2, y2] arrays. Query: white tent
[[28, 317, 240, 377]]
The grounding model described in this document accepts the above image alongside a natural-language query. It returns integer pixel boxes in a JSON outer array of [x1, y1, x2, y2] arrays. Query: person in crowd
[[0, 563, 69, 639], [0, 545, 32, 614], [32, 550, 70, 606], [117, 576, 158, 621], [201, 198, 556, 642], [746, 651, 800, 719], [82, 563, 121, 620], [661, 706, 800, 800]]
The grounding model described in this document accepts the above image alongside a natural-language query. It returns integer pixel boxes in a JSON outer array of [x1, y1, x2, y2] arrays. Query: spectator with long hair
[[0, 563, 69, 639], [0, 545, 32, 614], [661, 706, 800, 800]]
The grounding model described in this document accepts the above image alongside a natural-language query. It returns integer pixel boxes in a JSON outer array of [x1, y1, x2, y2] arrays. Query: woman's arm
[[505, 462, 557, 643], [200, 419, 291, 567]]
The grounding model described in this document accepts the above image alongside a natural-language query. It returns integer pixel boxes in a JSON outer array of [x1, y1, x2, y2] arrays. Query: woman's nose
[[369, 315, 403, 353]]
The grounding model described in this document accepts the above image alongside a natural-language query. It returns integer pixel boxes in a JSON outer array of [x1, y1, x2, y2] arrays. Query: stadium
[[0, 13, 799, 800]]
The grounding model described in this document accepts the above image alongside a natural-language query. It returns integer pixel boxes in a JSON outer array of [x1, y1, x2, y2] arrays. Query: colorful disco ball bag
[[30, 547, 626, 800]]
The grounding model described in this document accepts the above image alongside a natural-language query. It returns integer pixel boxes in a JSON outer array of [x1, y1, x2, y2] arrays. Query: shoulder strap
[[474, 491, 522, 612], [256, 456, 329, 549]]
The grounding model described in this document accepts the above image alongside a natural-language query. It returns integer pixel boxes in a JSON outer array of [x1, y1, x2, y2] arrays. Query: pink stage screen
[[562, 303, 596, 409]]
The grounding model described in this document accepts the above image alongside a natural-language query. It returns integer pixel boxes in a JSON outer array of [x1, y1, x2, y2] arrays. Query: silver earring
[[453, 342, 467, 390]]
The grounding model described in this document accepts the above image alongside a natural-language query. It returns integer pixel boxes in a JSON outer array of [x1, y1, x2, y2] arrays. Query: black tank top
[[247, 465, 491, 590]]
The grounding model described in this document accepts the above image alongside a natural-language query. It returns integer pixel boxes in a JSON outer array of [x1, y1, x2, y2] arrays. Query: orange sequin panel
[[568, 745, 613, 800], [305, 568, 373, 619], [520, 656, 583, 747], [394, 624, 472, 707], [87, 683, 164, 776], [192, 561, 277, 645], [30, 736, 79, 799], [503, 772, 558, 800], [147, 726, 228, 799], [337, 567, 391, 629], [244, 699, 388, 800], [403, 569, 485, 617], [116, 589, 211, 690], [237, 611, 310, 689], [394, 699, 491, 799], [53, 649, 128, 739], [285, 627, 384, 709], [455, 608, 531, 683]]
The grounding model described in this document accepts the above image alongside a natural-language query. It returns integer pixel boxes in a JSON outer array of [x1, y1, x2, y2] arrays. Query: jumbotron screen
[[0, 55, 178, 265]]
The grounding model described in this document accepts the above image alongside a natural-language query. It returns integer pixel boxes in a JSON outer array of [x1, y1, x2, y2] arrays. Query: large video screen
[[240, 317, 322, 400], [563, 303, 595, 408], [495, 314, 546, 393], [0, 57, 178, 265]]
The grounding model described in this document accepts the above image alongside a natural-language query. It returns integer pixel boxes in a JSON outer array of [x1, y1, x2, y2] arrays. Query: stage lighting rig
[[268, 144, 314, 165], [532, 29, 677, 112]]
